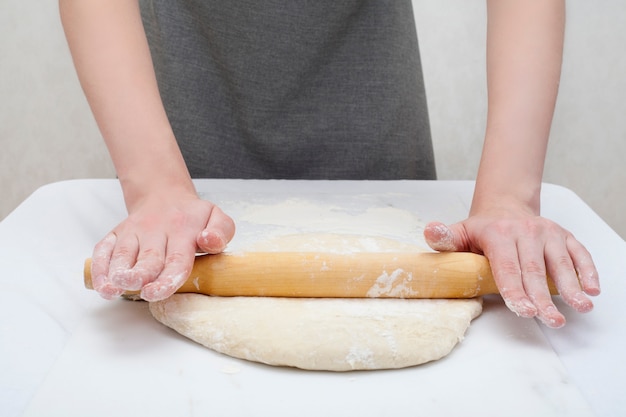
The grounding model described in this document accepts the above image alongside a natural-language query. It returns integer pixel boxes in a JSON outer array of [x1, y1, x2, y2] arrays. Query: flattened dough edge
[[149, 294, 482, 371]]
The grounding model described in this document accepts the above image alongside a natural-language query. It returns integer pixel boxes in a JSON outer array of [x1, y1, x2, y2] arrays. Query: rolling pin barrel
[[83, 251, 537, 299]]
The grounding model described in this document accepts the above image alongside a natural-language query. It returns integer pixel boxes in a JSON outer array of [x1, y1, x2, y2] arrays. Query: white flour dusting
[[228, 197, 428, 250], [366, 269, 419, 298]]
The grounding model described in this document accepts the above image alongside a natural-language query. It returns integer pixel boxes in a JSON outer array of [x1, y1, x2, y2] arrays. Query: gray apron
[[140, 0, 436, 180]]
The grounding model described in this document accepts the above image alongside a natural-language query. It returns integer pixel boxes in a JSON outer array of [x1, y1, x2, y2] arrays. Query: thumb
[[196, 208, 236, 254], [424, 221, 466, 252]]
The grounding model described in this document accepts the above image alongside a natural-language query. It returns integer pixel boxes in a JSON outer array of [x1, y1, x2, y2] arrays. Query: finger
[[517, 238, 565, 329], [140, 240, 196, 302], [424, 222, 461, 252], [91, 233, 115, 289], [91, 233, 124, 299], [121, 233, 167, 291], [545, 239, 594, 314], [485, 243, 538, 318], [197, 206, 236, 254], [567, 237, 601, 296], [107, 232, 140, 290]]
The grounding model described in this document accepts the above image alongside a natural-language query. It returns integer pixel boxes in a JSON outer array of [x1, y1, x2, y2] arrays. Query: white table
[[1, 180, 624, 417]]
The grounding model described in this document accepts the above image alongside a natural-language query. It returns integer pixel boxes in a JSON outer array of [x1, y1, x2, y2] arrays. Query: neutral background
[[1, 1, 624, 239]]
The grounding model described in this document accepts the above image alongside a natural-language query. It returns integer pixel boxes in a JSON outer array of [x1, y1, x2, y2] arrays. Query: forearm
[[59, 0, 194, 209], [472, 0, 565, 215], [427, 1, 599, 327]]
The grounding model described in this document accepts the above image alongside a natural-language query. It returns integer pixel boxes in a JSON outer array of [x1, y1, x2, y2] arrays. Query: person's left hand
[[424, 208, 601, 328]]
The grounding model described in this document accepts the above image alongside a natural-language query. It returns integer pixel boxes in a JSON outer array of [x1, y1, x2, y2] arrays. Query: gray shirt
[[140, 0, 436, 180]]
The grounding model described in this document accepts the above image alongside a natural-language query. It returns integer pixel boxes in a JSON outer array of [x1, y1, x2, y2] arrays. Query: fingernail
[[538, 317, 565, 329], [572, 292, 594, 313], [586, 281, 601, 296], [537, 306, 566, 329], [429, 224, 456, 251], [200, 230, 226, 252], [97, 285, 124, 300], [504, 298, 537, 318], [141, 281, 177, 302], [578, 269, 601, 295]]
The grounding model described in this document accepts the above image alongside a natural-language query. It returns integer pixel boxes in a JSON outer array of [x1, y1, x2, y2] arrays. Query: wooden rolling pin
[[84, 251, 557, 299]]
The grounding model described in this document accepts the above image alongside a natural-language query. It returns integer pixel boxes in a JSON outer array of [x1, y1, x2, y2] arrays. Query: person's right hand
[[90, 191, 236, 302]]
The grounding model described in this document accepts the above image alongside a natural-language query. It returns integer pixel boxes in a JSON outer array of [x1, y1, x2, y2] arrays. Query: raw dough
[[150, 295, 481, 371], [243, 233, 426, 253], [149, 234, 483, 371]]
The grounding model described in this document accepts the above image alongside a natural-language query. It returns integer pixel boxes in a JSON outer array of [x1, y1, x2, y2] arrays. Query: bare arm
[[426, 0, 600, 327], [60, 0, 235, 301], [474, 0, 565, 218], [59, 0, 190, 202]]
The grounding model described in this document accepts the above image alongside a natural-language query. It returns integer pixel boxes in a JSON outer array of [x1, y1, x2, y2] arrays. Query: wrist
[[471, 129, 545, 217], [116, 152, 197, 213], [121, 174, 197, 212], [470, 180, 541, 218]]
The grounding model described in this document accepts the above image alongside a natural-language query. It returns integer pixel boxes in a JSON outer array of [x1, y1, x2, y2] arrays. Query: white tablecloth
[[1, 180, 624, 417]]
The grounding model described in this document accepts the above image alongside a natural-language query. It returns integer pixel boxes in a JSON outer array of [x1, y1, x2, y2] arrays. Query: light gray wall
[[0, 0, 115, 219], [2, 1, 624, 239]]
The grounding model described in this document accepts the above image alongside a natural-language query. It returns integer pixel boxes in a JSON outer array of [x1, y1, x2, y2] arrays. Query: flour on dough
[[149, 234, 483, 371], [242, 233, 426, 253], [150, 295, 481, 371]]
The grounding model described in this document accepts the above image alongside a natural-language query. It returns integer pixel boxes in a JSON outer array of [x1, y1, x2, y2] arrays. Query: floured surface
[[150, 294, 482, 371], [150, 233, 483, 371]]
